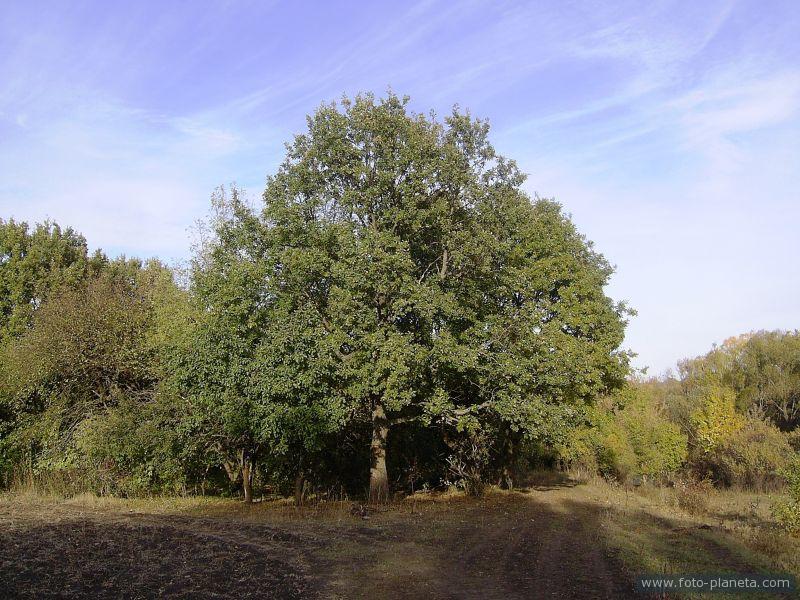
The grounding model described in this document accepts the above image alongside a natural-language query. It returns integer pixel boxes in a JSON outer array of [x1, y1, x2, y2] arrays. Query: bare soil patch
[[0, 504, 312, 599]]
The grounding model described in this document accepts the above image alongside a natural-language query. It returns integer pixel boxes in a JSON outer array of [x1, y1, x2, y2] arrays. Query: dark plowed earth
[[0, 512, 313, 599]]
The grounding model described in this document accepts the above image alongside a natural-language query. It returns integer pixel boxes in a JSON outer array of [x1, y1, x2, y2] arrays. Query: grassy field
[[1, 475, 797, 599]]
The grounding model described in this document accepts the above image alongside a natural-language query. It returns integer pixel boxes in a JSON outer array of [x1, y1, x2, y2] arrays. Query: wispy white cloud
[[0, 92, 265, 259], [675, 70, 800, 150]]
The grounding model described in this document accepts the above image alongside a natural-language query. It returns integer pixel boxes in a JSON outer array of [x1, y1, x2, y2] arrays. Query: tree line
[[1, 94, 796, 512], [559, 332, 800, 486], [0, 94, 631, 501]]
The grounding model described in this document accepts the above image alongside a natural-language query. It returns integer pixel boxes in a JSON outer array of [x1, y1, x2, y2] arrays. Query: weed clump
[[675, 478, 714, 516]]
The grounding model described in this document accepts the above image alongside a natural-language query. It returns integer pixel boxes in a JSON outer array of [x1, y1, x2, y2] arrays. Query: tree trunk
[[294, 472, 305, 506], [499, 431, 515, 490], [369, 399, 390, 503], [241, 449, 253, 504], [500, 464, 514, 490], [222, 459, 240, 484]]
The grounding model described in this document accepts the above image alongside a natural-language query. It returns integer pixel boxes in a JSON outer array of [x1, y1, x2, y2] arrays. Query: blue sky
[[1, 0, 798, 374]]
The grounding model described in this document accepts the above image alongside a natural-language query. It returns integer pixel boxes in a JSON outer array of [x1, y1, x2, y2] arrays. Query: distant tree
[[689, 383, 744, 455], [617, 387, 688, 479], [737, 332, 800, 430], [636, 375, 691, 432], [557, 386, 687, 482], [704, 417, 794, 490], [170, 191, 268, 502], [0, 219, 97, 341], [679, 331, 800, 431]]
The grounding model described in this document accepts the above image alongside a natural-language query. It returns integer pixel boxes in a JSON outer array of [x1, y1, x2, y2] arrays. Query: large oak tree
[[210, 93, 631, 500]]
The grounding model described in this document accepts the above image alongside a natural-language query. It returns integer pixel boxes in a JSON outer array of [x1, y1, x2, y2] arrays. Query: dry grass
[[584, 480, 799, 598]]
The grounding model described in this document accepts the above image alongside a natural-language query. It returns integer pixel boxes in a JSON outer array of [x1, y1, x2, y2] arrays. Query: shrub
[[67, 392, 205, 497], [557, 405, 635, 481], [557, 388, 688, 482], [788, 430, 800, 453], [773, 457, 800, 535], [690, 384, 744, 454], [618, 399, 688, 480], [774, 501, 800, 536], [702, 418, 794, 490], [444, 433, 491, 497]]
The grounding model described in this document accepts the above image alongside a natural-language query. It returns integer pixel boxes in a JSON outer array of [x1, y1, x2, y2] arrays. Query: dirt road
[[319, 486, 635, 599]]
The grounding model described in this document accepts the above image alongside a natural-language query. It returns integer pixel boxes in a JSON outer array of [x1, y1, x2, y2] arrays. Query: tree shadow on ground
[[328, 490, 636, 599], [555, 497, 796, 600]]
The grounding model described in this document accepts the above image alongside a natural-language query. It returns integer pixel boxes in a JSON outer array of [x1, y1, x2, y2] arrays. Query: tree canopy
[[191, 93, 631, 499], [0, 219, 97, 342], [679, 331, 800, 431]]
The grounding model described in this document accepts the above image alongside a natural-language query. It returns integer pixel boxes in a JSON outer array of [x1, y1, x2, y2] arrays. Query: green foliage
[[3, 95, 796, 503], [689, 384, 744, 455], [680, 331, 800, 431], [682, 382, 796, 490], [0, 95, 636, 499], [0, 218, 97, 341], [71, 395, 192, 496], [773, 457, 800, 535], [2, 267, 156, 405], [255, 92, 630, 496], [641, 331, 800, 490], [558, 402, 635, 480], [702, 417, 795, 490], [0, 259, 187, 493], [54, 94, 800, 502], [788, 430, 800, 452], [558, 386, 687, 481], [160, 186, 351, 500], [618, 393, 688, 479]]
